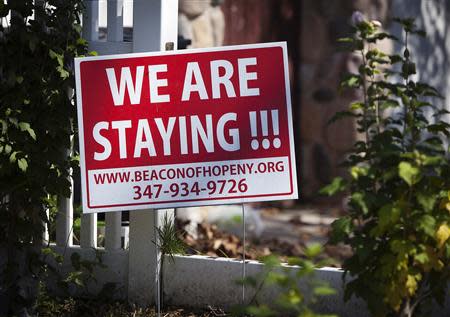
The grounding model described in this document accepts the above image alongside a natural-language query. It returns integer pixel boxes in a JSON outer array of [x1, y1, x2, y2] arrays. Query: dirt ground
[[177, 203, 351, 266]]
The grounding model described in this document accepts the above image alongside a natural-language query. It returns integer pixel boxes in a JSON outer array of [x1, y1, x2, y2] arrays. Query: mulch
[[176, 209, 351, 266]]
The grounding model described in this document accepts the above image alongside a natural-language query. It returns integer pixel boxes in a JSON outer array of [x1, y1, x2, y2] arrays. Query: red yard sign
[[75, 42, 297, 213]]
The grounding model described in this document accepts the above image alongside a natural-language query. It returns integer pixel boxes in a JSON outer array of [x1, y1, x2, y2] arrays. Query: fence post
[[127, 0, 178, 307], [107, 0, 124, 42], [103, 0, 125, 251], [83, 0, 99, 41]]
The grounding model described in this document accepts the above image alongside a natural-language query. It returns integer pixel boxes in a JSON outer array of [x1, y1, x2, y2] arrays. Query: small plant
[[153, 213, 187, 310], [322, 14, 450, 317], [233, 243, 337, 317]]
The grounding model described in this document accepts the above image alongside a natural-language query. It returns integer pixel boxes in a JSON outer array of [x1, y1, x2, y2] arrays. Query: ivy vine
[[0, 0, 87, 314]]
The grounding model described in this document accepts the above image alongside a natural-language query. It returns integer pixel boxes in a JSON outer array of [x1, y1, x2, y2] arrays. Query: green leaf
[[9, 151, 18, 163], [0, 119, 7, 134], [350, 102, 364, 110], [341, 74, 361, 89], [313, 285, 337, 296], [414, 252, 429, 264], [416, 215, 436, 237], [304, 243, 323, 258], [319, 177, 347, 196], [350, 166, 368, 180], [17, 158, 28, 172], [246, 305, 276, 317], [287, 257, 304, 267], [380, 99, 399, 109], [49, 49, 64, 66], [417, 193, 436, 212], [329, 217, 352, 244], [351, 192, 369, 214], [427, 123, 450, 136], [399, 162, 420, 186], [262, 255, 281, 268], [389, 54, 403, 64], [338, 37, 355, 43], [57, 65, 70, 79], [372, 204, 402, 236], [402, 61, 416, 77], [18, 122, 36, 140]]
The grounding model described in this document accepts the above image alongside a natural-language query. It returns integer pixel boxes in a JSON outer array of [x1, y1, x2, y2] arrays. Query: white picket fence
[[47, 1, 450, 316]]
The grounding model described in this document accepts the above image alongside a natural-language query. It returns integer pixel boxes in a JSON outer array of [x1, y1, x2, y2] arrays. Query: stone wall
[[178, 0, 225, 48]]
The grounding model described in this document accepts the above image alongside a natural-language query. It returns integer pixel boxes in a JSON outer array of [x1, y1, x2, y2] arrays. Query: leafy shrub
[[322, 15, 450, 317]]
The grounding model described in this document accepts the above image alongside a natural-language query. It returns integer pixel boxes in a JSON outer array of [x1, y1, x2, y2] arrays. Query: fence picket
[[43, 207, 49, 243], [107, 0, 124, 42], [56, 177, 73, 247], [83, 0, 99, 41], [105, 212, 122, 250], [80, 213, 97, 248]]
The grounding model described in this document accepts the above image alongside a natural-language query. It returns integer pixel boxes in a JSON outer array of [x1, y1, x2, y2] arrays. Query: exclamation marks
[[260, 110, 269, 149], [271, 110, 281, 149], [249, 111, 259, 150], [249, 110, 281, 150]]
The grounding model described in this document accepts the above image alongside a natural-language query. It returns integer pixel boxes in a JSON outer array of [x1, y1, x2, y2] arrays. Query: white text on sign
[[105, 57, 260, 106]]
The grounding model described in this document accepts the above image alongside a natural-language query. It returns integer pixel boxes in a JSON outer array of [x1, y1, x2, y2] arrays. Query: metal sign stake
[[155, 222, 161, 317], [241, 203, 246, 304]]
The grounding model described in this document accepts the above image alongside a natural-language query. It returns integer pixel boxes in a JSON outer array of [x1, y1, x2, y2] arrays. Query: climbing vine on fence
[[0, 0, 87, 314]]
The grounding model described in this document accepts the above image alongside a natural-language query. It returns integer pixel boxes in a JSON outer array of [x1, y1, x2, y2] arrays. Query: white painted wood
[[43, 207, 49, 244], [49, 246, 128, 298], [80, 213, 97, 248], [99, 0, 107, 28], [123, 0, 133, 28], [163, 256, 369, 316], [83, 0, 99, 41], [107, 0, 124, 42], [105, 212, 122, 250], [46, 250, 450, 317], [127, 0, 178, 307], [160, 0, 178, 51], [128, 211, 158, 307], [122, 225, 129, 249], [88, 41, 132, 54], [93, 0, 131, 28], [132, 0, 178, 53]]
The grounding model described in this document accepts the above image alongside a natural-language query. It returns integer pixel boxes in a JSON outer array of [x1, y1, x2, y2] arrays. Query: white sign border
[[75, 42, 298, 213]]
